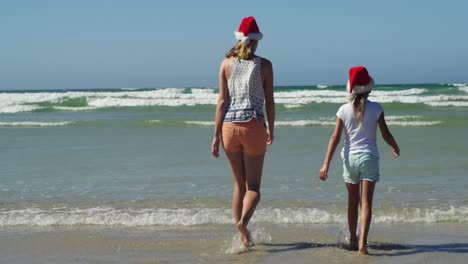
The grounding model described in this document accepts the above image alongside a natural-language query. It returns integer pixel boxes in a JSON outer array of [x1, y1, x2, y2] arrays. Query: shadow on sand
[[260, 241, 468, 256], [369, 242, 468, 256]]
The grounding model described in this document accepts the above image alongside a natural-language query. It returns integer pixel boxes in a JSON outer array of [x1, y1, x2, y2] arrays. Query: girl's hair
[[225, 40, 258, 60], [352, 93, 369, 127]]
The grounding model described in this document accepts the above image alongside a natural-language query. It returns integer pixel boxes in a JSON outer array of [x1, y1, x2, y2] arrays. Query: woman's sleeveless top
[[223, 56, 265, 123]]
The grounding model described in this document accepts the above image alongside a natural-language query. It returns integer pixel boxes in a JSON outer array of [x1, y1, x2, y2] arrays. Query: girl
[[319, 66, 400, 254]]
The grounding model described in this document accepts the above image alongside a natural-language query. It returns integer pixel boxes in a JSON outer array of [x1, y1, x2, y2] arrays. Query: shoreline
[[1, 222, 466, 263]]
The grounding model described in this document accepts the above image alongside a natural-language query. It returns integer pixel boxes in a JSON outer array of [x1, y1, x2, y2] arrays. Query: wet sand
[[1, 222, 466, 263]]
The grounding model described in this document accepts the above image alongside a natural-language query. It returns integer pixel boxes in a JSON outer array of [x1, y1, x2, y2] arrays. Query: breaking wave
[[1, 206, 466, 227], [1, 85, 468, 114], [178, 115, 441, 127], [0, 121, 76, 127]]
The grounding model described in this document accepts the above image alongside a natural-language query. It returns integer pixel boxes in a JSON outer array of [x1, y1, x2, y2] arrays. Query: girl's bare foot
[[359, 241, 369, 255], [359, 247, 369, 255]]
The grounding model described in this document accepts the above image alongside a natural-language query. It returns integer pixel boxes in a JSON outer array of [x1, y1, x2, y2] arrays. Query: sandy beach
[[1, 222, 466, 263]]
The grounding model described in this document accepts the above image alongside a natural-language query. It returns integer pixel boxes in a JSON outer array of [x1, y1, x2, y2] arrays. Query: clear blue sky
[[1, 0, 467, 90]]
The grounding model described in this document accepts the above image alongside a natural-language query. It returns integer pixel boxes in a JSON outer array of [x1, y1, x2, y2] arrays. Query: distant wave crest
[[0, 88, 218, 114], [2, 86, 468, 113], [178, 116, 441, 127], [0, 121, 75, 127]]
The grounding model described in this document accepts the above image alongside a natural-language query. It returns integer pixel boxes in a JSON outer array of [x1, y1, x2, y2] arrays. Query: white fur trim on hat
[[234, 31, 263, 44], [347, 78, 374, 95]]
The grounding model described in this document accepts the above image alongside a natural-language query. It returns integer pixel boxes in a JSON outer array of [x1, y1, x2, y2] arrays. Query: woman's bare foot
[[237, 220, 250, 247], [245, 229, 254, 247]]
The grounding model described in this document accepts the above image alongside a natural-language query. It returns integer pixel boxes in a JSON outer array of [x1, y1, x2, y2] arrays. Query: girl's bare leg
[[346, 183, 360, 250], [359, 180, 376, 254]]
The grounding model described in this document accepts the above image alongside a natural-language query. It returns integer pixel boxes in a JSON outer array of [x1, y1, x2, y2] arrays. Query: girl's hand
[[392, 147, 400, 157], [211, 136, 220, 158], [319, 164, 329, 181]]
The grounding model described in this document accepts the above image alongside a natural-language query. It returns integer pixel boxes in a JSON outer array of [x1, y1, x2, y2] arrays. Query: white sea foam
[[183, 120, 374, 127], [0, 207, 231, 227], [454, 83, 468, 93], [273, 88, 433, 105], [385, 115, 422, 120], [53, 106, 97, 111], [146, 120, 161, 123], [386, 121, 442, 126], [374, 206, 468, 223], [255, 208, 345, 224], [121, 88, 140, 91], [0, 121, 74, 127], [458, 86, 468, 93], [384, 115, 442, 126], [0, 104, 43, 113], [426, 101, 468, 107], [1, 206, 466, 227], [274, 88, 468, 107], [275, 120, 336, 126], [181, 120, 337, 127], [0, 88, 218, 113], [1, 87, 468, 113], [184, 121, 215, 126], [223, 226, 272, 254], [180, 116, 440, 127], [224, 235, 250, 254]]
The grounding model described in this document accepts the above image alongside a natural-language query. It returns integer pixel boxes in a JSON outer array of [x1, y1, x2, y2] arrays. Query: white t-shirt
[[336, 100, 383, 158]]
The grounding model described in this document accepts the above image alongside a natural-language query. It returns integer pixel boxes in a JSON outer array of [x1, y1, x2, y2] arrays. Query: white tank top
[[337, 100, 383, 157], [223, 56, 265, 123]]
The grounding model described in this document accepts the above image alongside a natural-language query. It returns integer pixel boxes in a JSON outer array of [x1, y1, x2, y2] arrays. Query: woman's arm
[[378, 112, 400, 157], [211, 59, 230, 158], [262, 58, 275, 145], [319, 118, 343, 181]]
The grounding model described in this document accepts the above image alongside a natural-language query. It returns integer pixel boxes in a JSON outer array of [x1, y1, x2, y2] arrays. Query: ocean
[[1, 84, 467, 263]]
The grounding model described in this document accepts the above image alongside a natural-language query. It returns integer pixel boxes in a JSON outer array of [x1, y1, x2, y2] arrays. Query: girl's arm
[[319, 117, 343, 181], [211, 59, 229, 158], [378, 112, 400, 157], [262, 58, 275, 145]]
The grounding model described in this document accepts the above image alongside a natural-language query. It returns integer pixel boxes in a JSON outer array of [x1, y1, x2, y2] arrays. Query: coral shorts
[[222, 118, 267, 155]]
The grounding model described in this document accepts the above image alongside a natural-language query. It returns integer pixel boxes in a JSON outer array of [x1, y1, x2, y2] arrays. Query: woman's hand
[[211, 136, 220, 158], [266, 129, 274, 145]]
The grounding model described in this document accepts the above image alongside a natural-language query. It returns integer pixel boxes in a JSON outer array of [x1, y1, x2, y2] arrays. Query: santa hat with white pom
[[234, 16, 263, 44], [347, 66, 375, 95]]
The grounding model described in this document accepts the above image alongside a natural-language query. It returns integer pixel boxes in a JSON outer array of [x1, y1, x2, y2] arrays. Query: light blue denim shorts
[[342, 152, 380, 184]]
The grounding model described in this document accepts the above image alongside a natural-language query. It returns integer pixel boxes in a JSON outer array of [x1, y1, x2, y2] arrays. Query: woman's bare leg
[[359, 180, 376, 254], [225, 152, 247, 243], [237, 154, 265, 246]]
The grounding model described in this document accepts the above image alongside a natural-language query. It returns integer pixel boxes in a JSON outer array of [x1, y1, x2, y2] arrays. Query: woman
[[211, 16, 275, 247], [319, 66, 400, 254]]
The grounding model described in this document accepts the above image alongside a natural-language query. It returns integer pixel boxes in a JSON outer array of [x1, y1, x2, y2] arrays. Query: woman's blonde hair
[[352, 93, 369, 127], [225, 40, 258, 60]]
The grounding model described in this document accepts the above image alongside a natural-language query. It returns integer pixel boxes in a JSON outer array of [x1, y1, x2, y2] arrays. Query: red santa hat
[[346, 66, 374, 94], [234, 16, 263, 44]]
